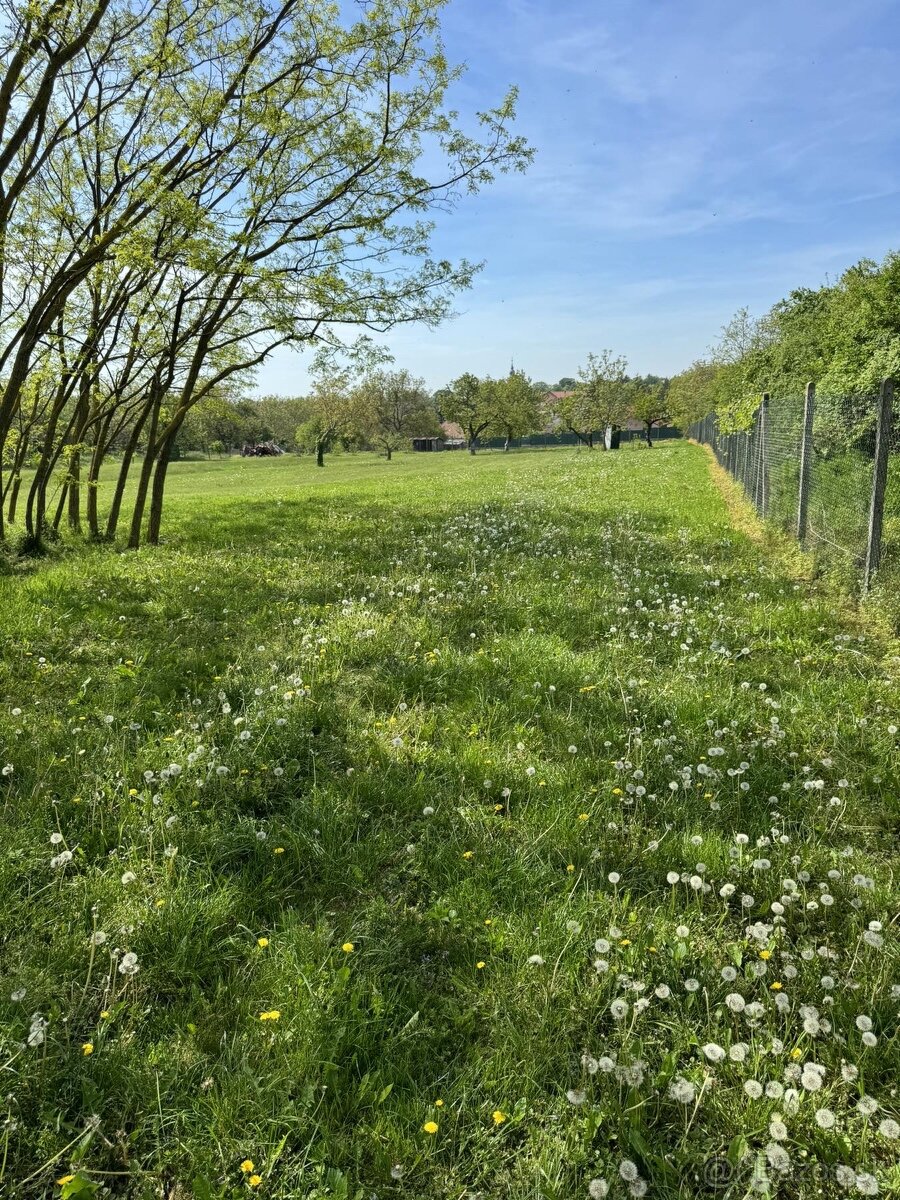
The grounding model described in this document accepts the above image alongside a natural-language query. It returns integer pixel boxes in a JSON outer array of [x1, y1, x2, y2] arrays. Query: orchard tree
[[299, 369, 362, 467], [438, 372, 495, 454], [630, 376, 670, 447], [360, 369, 438, 460], [490, 368, 540, 450], [557, 351, 629, 447]]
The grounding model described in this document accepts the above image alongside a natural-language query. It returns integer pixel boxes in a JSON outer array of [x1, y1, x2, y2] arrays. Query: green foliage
[[629, 376, 670, 438], [488, 368, 541, 444], [555, 351, 630, 446], [667, 362, 718, 429], [437, 372, 493, 450], [676, 250, 900, 438], [357, 369, 439, 458]]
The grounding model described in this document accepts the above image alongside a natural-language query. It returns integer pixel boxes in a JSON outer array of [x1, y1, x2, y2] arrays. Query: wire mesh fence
[[689, 381, 900, 624]]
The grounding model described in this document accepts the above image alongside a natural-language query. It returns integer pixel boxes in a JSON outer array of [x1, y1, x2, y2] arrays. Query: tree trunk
[[106, 411, 148, 540], [644, 422, 653, 447], [67, 447, 81, 531], [316, 439, 325, 467], [66, 374, 91, 532], [52, 481, 69, 530], [6, 475, 21, 525], [127, 403, 160, 550], [86, 414, 111, 539], [385, 446, 392, 461], [146, 439, 176, 545]]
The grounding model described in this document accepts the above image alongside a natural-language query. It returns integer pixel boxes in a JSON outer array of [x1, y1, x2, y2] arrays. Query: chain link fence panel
[[689, 383, 899, 626]]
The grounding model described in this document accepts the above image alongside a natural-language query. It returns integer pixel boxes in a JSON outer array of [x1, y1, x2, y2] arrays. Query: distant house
[[439, 421, 467, 449]]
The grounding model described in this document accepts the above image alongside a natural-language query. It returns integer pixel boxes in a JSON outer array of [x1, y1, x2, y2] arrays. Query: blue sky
[[256, 0, 900, 393]]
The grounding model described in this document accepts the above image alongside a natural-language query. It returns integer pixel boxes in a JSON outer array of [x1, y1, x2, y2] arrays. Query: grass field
[[1, 443, 898, 1200]]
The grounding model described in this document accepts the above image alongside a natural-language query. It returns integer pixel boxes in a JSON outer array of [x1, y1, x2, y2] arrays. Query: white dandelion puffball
[[668, 1077, 696, 1104], [703, 1043, 726, 1063]]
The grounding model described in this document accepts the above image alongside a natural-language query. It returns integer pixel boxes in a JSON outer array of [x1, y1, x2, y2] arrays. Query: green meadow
[[1, 443, 898, 1199]]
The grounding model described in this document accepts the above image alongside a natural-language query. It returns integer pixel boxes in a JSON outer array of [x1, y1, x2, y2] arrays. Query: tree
[[252, 396, 313, 452], [300, 370, 362, 467], [359, 369, 438, 460], [0, 0, 533, 547], [630, 376, 670, 447], [557, 351, 629, 448], [667, 361, 719, 430], [438, 372, 495, 454], [490, 368, 540, 450]]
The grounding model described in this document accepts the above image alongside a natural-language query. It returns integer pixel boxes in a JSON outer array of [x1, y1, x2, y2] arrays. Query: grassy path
[[1, 443, 898, 1199]]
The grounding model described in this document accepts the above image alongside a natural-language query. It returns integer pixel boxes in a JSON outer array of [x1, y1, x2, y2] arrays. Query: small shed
[[412, 436, 444, 451]]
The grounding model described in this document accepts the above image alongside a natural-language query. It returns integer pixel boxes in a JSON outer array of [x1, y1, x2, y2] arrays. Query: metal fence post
[[756, 394, 769, 516], [797, 382, 815, 543], [863, 378, 893, 593]]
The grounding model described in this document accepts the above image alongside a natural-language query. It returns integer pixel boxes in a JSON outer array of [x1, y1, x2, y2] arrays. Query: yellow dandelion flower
[[248, 1175, 262, 1188], [81, 1042, 93, 1056], [759, 950, 771, 960], [619, 939, 631, 947], [476, 961, 486, 970], [578, 813, 589, 821], [492, 1110, 506, 1125], [462, 850, 474, 860], [128, 788, 138, 796], [273, 847, 284, 854], [770, 981, 783, 990], [484, 918, 493, 925], [57, 1176, 75, 1187], [240, 1160, 255, 1173], [257, 937, 269, 948], [612, 787, 622, 795], [423, 1121, 439, 1134], [100, 1010, 110, 1019], [790, 1048, 802, 1060], [434, 1099, 444, 1107], [566, 864, 575, 873], [647, 946, 657, 953], [494, 803, 503, 812], [259, 1010, 280, 1021], [341, 942, 354, 953]]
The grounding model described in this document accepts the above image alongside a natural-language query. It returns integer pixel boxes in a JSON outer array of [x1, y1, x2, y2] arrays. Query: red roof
[[440, 421, 465, 440]]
